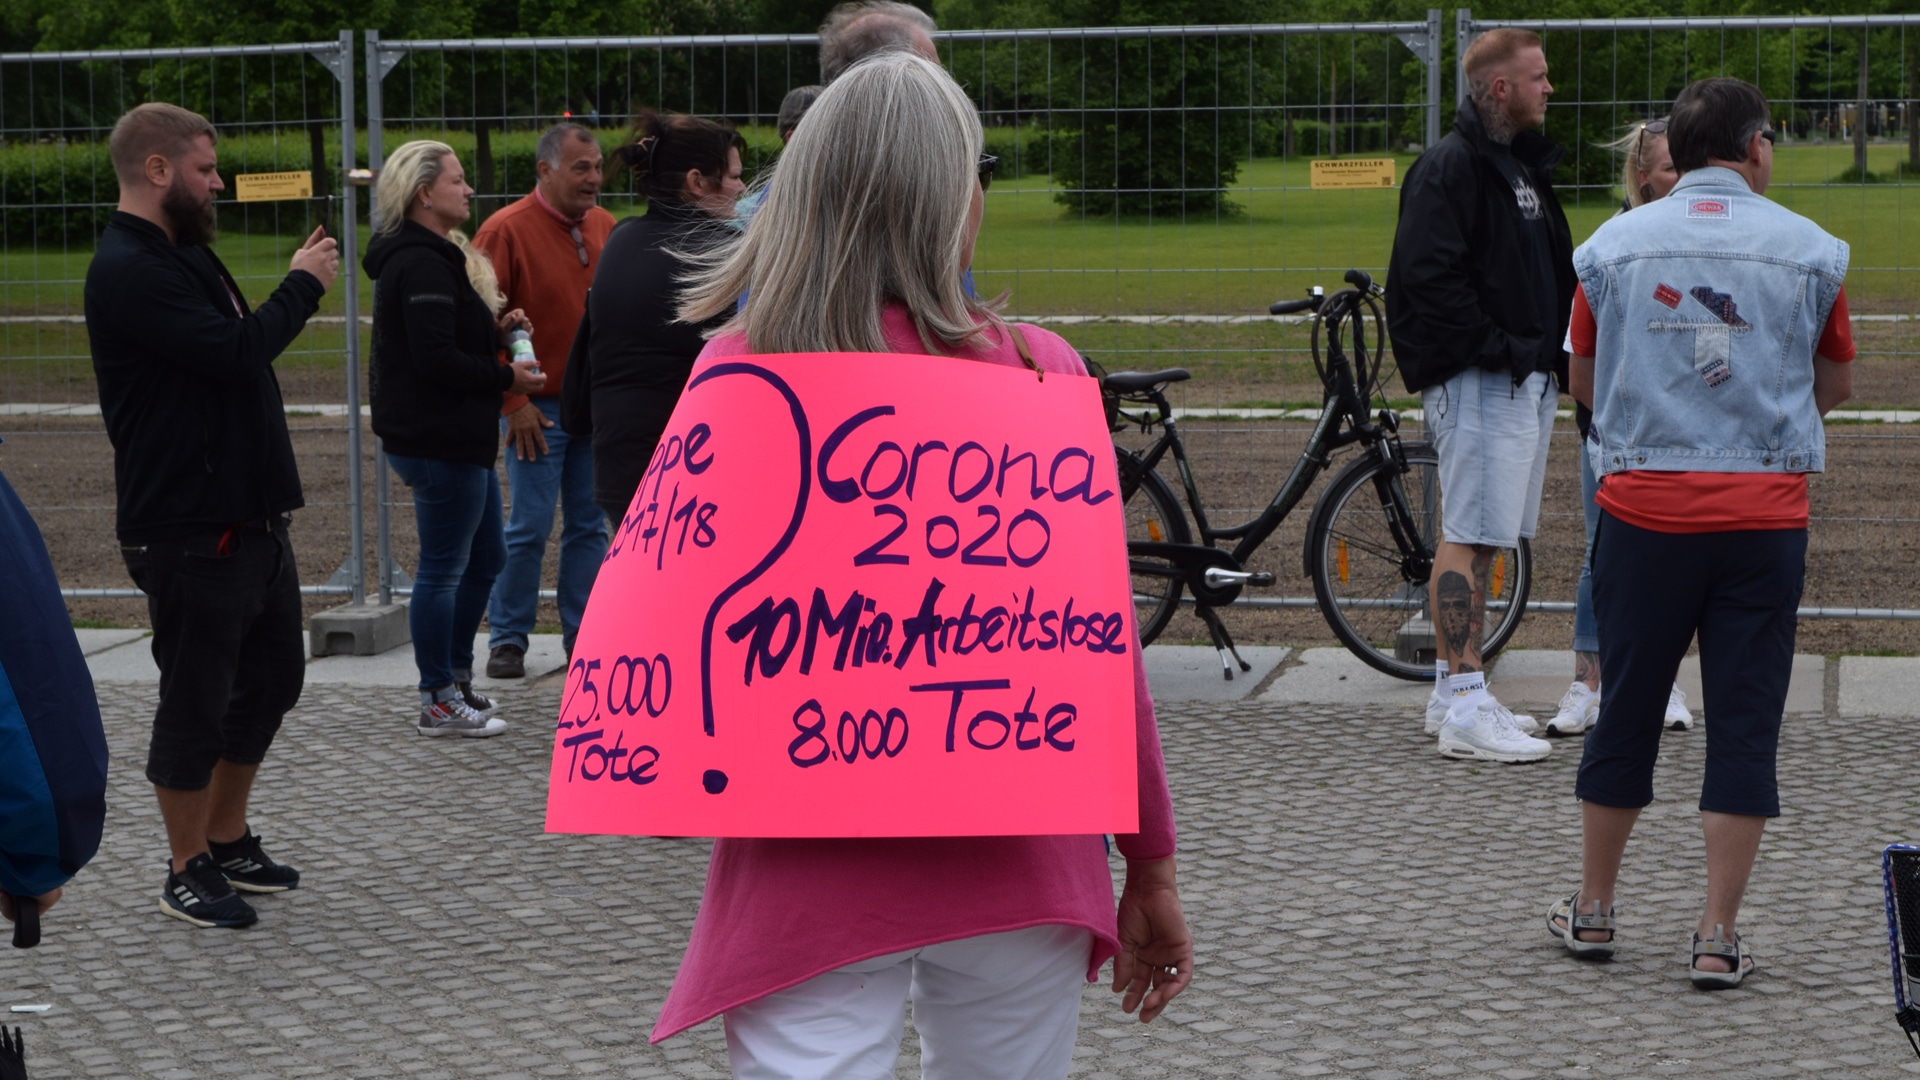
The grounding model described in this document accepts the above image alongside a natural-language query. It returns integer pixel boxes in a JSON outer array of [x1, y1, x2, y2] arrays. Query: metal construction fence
[[5, 16, 1920, 630], [0, 33, 368, 604]]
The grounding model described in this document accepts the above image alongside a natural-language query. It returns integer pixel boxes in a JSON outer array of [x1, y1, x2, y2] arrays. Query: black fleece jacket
[[1386, 99, 1576, 394], [85, 211, 322, 543], [363, 220, 514, 469], [560, 198, 735, 519]]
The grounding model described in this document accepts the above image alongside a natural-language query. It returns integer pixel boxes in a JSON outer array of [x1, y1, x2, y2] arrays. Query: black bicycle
[[1101, 269, 1532, 681]]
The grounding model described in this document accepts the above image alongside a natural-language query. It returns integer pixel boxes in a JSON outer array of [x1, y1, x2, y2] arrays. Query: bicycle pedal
[[1247, 572, 1276, 586]]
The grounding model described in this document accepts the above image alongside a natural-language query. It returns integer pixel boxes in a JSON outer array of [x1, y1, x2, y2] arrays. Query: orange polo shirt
[[472, 188, 616, 413]]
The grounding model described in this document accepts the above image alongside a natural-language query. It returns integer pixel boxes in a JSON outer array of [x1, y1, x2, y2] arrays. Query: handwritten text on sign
[[544, 352, 1139, 838]]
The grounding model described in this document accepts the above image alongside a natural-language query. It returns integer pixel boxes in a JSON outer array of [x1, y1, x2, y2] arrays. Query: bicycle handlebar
[[1270, 271, 1383, 317]]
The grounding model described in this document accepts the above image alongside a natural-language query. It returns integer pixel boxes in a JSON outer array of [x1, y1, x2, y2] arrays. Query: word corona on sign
[[233, 171, 314, 202], [1309, 157, 1396, 190], [545, 351, 1140, 839]]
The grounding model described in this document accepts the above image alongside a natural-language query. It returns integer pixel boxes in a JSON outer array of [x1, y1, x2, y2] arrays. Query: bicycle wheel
[[1304, 442, 1532, 680], [1116, 449, 1190, 646]]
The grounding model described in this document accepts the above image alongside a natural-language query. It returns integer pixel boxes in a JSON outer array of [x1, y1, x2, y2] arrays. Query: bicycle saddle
[[1102, 368, 1191, 392]]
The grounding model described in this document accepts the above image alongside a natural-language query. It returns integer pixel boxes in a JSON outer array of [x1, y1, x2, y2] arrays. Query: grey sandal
[[1690, 924, 1755, 989], [1548, 892, 1616, 959]]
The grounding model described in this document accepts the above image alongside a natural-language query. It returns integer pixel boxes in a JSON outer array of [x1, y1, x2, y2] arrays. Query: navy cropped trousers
[[1575, 510, 1806, 817]]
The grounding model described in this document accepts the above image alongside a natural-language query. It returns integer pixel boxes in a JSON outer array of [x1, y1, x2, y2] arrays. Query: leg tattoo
[[1436, 571, 1474, 665], [1575, 650, 1600, 689]]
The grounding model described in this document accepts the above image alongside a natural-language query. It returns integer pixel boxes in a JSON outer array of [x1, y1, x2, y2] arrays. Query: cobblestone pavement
[[7, 680, 1920, 1078]]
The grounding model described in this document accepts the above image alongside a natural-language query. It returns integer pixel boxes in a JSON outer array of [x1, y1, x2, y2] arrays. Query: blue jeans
[[1573, 434, 1601, 654], [388, 453, 507, 692], [487, 397, 608, 653]]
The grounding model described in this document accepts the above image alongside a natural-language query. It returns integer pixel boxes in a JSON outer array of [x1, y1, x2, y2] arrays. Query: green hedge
[[1223, 118, 1396, 159], [0, 123, 791, 246]]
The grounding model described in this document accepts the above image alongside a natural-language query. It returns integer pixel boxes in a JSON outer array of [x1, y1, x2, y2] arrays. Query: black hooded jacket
[[1386, 99, 1576, 394], [363, 220, 514, 469], [85, 212, 320, 543]]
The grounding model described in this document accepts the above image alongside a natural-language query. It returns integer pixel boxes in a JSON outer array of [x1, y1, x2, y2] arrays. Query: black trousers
[[122, 519, 305, 791], [1576, 511, 1806, 817]]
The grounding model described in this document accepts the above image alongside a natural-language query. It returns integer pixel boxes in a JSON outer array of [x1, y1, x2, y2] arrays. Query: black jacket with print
[[1386, 98, 1575, 394]]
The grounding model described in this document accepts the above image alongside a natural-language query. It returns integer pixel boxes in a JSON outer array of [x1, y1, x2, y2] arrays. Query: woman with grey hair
[[652, 52, 1192, 1078], [363, 140, 543, 738]]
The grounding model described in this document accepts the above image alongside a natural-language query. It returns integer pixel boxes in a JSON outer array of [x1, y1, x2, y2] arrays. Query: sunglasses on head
[[977, 154, 999, 191]]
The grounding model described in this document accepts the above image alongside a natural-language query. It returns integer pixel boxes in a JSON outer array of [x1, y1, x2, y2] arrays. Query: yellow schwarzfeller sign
[[234, 171, 315, 202], [1309, 158, 1396, 190]]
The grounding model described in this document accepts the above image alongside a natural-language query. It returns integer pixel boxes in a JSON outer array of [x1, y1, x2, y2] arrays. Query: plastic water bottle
[[508, 328, 539, 374]]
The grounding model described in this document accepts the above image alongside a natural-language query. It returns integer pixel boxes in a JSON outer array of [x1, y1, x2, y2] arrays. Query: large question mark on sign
[[689, 361, 812, 796]]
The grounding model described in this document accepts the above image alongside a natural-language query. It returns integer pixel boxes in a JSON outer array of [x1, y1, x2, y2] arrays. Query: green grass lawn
[[7, 142, 1920, 403], [974, 143, 1920, 315]]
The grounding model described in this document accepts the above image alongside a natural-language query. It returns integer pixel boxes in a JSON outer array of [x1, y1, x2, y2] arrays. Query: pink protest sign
[[544, 352, 1138, 838]]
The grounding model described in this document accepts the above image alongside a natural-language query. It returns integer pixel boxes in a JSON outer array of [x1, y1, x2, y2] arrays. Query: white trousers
[[723, 924, 1093, 1080]]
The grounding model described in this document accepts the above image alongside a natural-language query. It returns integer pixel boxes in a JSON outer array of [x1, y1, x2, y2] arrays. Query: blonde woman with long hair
[[364, 139, 544, 738], [652, 52, 1192, 1077], [1544, 116, 1692, 743]]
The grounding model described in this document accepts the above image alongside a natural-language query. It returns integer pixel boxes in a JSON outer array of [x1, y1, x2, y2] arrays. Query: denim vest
[[1573, 166, 1847, 477]]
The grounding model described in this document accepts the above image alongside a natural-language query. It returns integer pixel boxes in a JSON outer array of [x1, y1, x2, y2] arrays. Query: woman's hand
[[508, 359, 547, 395], [1112, 855, 1192, 1023], [497, 308, 533, 340]]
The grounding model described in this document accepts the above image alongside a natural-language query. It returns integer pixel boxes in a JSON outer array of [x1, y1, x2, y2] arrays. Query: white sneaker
[[1546, 681, 1600, 736], [1437, 693, 1552, 763], [1428, 682, 1538, 735], [1665, 685, 1694, 730]]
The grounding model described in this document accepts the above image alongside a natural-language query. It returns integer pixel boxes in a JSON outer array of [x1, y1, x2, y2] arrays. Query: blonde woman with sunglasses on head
[[1545, 116, 1691, 741]]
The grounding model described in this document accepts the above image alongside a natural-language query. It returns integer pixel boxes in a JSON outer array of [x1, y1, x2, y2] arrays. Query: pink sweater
[[650, 308, 1178, 1042]]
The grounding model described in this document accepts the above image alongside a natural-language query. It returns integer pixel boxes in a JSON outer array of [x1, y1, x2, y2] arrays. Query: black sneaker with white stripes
[[160, 853, 258, 929], [208, 829, 301, 893], [456, 681, 497, 719]]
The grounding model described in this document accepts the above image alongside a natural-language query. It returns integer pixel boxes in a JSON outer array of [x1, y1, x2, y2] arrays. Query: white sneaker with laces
[[1428, 681, 1538, 735], [1665, 685, 1694, 730], [1437, 693, 1552, 763], [1546, 681, 1600, 736]]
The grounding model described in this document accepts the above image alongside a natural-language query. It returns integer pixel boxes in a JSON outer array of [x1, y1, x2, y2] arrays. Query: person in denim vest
[[1547, 77, 1854, 989], [1386, 28, 1573, 763]]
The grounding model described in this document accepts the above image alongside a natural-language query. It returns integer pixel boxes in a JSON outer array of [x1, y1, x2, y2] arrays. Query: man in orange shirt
[[478, 124, 616, 677]]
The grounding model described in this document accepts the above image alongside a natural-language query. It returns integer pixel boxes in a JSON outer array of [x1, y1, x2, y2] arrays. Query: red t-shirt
[[1569, 284, 1852, 533]]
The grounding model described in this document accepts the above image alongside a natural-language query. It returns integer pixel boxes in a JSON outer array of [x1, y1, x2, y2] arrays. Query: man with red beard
[[85, 102, 339, 929]]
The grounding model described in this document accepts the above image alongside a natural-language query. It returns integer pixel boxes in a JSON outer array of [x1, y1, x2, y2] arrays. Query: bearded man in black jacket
[[85, 102, 339, 930], [1386, 29, 1575, 765]]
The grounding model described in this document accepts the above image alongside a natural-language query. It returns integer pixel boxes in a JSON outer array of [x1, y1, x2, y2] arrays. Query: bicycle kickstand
[[1194, 604, 1254, 681]]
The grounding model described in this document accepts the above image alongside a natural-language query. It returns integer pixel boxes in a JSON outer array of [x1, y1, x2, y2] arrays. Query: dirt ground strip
[[5, 337, 1920, 657]]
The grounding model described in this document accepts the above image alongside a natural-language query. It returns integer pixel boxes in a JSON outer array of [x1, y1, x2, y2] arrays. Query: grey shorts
[[1423, 368, 1557, 548]]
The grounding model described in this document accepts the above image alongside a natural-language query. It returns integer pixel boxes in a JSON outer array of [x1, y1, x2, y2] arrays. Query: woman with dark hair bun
[[560, 113, 745, 524]]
